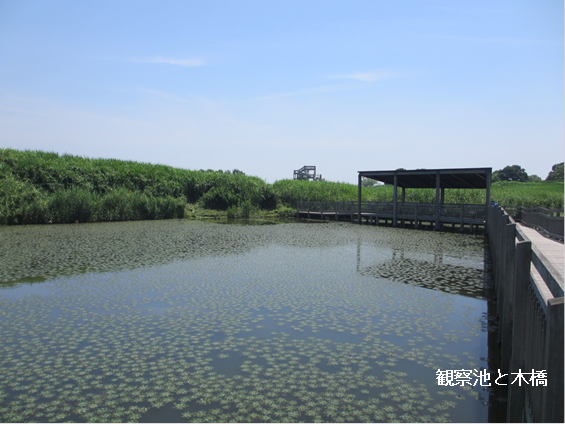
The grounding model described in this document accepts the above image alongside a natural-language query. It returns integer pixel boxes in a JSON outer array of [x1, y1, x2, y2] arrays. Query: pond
[[0, 219, 497, 422]]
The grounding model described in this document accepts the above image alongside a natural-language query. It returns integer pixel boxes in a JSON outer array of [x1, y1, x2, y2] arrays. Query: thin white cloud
[[141, 56, 205, 67], [247, 69, 408, 102], [329, 70, 398, 82], [248, 84, 348, 102], [424, 34, 546, 44], [126, 87, 194, 104]]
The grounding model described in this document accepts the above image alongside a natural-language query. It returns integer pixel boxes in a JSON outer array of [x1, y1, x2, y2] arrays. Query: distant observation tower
[[293, 166, 322, 181]]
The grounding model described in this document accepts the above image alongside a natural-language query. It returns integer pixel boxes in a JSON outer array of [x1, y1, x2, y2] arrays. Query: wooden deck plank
[[518, 223, 564, 276]]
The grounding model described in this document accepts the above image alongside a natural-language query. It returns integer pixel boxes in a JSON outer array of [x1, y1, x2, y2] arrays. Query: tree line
[[492, 163, 564, 183], [361, 163, 564, 186]]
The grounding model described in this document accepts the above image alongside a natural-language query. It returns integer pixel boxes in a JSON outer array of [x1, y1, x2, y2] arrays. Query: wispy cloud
[[329, 70, 398, 82], [247, 84, 353, 102], [424, 34, 546, 44], [246, 72, 407, 102], [141, 56, 205, 67]]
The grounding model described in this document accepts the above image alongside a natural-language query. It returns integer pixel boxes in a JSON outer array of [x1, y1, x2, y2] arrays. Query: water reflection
[[356, 245, 486, 299], [0, 220, 485, 285], [0, 220, 494, 422]]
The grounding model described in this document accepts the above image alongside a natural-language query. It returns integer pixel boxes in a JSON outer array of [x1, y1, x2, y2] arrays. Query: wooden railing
[[503, 206, 564, 241], [521, 207, 563, 241], [487, 205, 564, 423], [296, 201, 486, 221]]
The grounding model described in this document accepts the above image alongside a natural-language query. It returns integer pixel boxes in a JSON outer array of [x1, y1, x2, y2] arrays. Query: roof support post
[[357, 173, 362, 224], [401, 187, 406, 202], [486, 170, 491, 225], [435, 171, 441, 230], [393, 172, 398, 227]]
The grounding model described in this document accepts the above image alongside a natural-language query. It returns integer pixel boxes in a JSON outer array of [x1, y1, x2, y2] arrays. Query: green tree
[[545, 162, 564, 181], [361, 177, 377, 187], [528, 174, 542, 182], [492, 165, 529, 182]]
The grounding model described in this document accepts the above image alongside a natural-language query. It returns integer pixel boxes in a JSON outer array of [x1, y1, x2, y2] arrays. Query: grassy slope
[[0, 149, 276, 224], [1, 148, 563, 225]]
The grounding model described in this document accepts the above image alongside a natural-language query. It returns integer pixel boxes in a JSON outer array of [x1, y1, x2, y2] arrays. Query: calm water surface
[[0, 220, 494, 422]]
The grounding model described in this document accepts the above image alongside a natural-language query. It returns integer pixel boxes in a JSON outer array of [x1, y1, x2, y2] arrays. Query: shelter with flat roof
[[357, 167, 492, 229]]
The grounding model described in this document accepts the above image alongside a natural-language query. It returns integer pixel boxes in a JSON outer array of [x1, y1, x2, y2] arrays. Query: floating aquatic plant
[[0, 221, 491, 422]]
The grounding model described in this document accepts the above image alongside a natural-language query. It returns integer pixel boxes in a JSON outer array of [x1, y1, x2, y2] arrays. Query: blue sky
[[0, 0, 563, 183]]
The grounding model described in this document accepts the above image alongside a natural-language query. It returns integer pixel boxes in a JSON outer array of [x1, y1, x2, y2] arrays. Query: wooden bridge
[[296, 168, 565, 423], [294, 168, 563, 422], [296, 200, 486, 232], [488, 205, 563, 423], [297, 200, 564, 421], [505, 206, 564, 242]]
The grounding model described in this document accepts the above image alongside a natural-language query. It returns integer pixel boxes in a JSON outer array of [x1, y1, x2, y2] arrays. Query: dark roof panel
[[358, 168, 491, 189]]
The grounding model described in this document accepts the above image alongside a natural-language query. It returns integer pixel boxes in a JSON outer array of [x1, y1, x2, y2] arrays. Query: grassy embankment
[[0, 149, 277, 225], [1, 148, 563, 225]]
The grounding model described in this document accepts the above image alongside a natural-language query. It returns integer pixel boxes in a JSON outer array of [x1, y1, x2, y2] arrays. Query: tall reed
[[0, 149, 272, 224], [1, 148, 562, 226], [272, 179, 563, 209]]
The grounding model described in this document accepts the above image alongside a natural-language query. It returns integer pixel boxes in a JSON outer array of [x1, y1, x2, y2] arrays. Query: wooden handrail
[[488, 205, 564, 422], [297, 201, 485, 217]]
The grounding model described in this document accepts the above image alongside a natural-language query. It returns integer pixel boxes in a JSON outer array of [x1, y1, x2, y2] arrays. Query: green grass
[[490, 181, 564, 209], [0, 148, 275, 225], [0, 148, 276, 205], [272, 179, 366, 204], [1, 148, 562, 225], [272, 179, 563, 209]]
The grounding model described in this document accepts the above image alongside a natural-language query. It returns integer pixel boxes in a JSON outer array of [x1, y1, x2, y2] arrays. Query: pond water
[[0, 219, 496, 422]]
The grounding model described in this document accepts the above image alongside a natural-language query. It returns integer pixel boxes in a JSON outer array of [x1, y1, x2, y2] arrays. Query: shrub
[[0, 172, 50, 225], [49, 188, 97, 223], [97, 188, 136, 221]]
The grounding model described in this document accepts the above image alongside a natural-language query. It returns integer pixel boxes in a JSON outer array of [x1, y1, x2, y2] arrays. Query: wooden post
[[542, 297, 564, 423], [307, 201, 310, 219], [485, 170, 491, 221], [435, 171, 441, 230], [507, 240, 532, 423], [496, 219, 516, 373], [393, 173, 398, 227], [495, 213, 507, 349], [320, 201, 324, 220], [357, 173, 362, 224], [495, 210, 505, 306], [500, 221, 516, 369]]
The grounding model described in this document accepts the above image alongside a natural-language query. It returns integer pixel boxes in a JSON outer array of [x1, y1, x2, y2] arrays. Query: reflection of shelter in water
[[357, 248, 485, 299]]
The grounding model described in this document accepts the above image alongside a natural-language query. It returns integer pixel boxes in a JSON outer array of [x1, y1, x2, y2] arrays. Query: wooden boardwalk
[[296, 201, 486, 233], [517, 223, 564, 276], [488, 207, 564, 423]]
